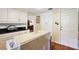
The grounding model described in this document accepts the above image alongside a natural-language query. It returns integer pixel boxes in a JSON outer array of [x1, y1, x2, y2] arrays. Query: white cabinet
[[0, 8, 27, 24], [8, 9, 27, 23], [0, 8, 8, 22], [19, 11, 27, 23], [8, 9, 19, 23]]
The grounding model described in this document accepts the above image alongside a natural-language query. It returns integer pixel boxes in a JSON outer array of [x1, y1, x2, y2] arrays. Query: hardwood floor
[[50, 41, 77, 50]]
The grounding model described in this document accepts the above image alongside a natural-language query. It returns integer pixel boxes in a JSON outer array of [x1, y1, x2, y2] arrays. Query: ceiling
[[16, 8, 50, 15]]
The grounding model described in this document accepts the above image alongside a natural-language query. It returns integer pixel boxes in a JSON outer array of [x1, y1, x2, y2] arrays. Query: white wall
[[52, 8, 60, 43]]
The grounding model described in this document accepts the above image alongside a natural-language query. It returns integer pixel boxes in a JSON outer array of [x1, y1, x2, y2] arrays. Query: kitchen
[[0, 8, 78, 50], [0, 8, 50, 50]]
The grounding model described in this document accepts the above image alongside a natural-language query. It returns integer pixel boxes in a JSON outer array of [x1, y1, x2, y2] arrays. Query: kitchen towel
[[6, 39, 20, 50]]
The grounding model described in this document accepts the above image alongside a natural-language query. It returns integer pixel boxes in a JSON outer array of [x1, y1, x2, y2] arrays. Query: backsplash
[[0, 23, 27, 34]]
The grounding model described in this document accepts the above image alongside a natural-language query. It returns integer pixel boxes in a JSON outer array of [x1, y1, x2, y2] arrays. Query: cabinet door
[[0, 8, 7, 22], [19, 11, 27, 23], [8, 9, 19, 23]]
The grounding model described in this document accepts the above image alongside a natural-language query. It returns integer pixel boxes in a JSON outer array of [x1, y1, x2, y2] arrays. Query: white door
[[60, 9, 78, 49], [40, 11, 53, 34]]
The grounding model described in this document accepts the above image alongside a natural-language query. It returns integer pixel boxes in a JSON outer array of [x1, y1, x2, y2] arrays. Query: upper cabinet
[[8, 9, 19, 23], [8, 9, 27, 23], [0, 8, 8, 22], [19, 11, 27, 23], [0, 8, 27, 23]]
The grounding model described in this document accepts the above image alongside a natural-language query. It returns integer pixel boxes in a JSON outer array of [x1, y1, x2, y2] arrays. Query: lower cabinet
[[21, 35, 49, 50]]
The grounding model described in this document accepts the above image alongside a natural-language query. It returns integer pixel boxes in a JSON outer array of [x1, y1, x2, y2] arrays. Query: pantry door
[[60, 9, 78, 49]]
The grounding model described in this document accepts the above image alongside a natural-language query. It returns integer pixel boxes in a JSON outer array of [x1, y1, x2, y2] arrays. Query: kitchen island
[[0, 30, 50, 50]]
